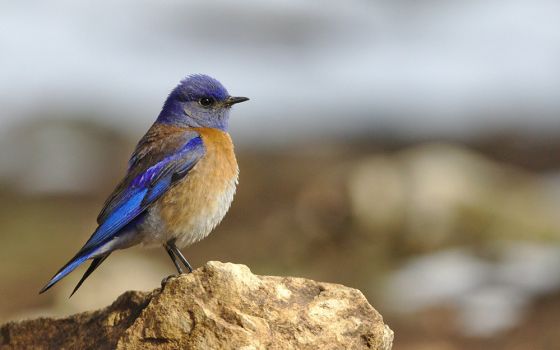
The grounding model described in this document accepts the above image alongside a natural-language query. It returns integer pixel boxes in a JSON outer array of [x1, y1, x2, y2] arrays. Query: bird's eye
[[198, 97, 214, 107]]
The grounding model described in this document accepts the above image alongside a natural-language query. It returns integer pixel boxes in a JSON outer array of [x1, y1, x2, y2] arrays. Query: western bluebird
[[40, 74, 248, 296]]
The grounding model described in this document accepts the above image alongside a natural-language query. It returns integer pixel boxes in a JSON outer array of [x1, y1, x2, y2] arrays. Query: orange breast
[[154, 127, 239, 247], [192, 127, 238, 181]]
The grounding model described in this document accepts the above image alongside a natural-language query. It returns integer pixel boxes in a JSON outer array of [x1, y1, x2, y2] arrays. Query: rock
[[0, 261, 393, 350]]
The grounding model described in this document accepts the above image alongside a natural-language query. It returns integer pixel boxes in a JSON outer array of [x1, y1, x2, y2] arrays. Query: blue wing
[[40, 127, 205, 293], [82, 135, 204, 251]]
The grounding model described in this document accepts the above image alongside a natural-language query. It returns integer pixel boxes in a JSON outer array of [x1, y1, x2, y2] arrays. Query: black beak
[[225, 96, 249, 106]]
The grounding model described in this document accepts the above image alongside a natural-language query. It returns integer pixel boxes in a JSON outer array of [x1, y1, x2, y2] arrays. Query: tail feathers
[[70, 255, 109, 297], [39, 250, 94, 294]]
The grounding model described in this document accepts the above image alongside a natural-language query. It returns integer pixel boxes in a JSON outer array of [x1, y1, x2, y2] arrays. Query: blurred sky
[[1, 0, 560, 145]]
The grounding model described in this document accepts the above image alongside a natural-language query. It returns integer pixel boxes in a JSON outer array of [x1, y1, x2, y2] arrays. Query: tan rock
[[1, 261, 393, 350]]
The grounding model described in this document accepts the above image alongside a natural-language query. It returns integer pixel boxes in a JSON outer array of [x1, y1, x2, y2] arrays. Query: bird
[[39, 74, 248, 296]]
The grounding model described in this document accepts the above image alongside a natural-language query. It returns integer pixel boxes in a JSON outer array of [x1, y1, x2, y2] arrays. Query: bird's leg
[[165, 244, 184, 274], [168, 241, 194, 273]]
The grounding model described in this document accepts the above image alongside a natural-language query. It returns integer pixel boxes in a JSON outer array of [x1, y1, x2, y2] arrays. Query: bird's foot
[[161, 274, 179, 287]]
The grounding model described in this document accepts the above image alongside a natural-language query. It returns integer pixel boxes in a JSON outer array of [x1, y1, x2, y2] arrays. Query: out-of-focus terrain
[[1, 121, 560, 349]]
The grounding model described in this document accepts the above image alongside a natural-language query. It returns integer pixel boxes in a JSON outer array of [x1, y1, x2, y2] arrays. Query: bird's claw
[[161, 274, 179, 287]]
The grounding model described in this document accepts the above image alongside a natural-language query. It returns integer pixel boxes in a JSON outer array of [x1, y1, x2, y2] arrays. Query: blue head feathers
[[157, 74, 248, 130]]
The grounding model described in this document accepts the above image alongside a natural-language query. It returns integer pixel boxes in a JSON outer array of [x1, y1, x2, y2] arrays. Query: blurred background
[[1, 0, 560, 349]]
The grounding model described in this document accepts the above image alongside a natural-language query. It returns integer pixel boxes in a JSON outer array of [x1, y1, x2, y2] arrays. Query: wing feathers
[[40, 126, 205, 293], [86, 130, 204, 252]]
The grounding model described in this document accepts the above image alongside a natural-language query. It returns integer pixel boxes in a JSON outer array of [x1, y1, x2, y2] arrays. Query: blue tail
[[39, 250, 95, 294], [69, 255, 110, 297], [40, 214, 145, 295]]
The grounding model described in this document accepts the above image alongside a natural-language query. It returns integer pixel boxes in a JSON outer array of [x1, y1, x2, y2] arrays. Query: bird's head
[[157, 74, 249, 130]]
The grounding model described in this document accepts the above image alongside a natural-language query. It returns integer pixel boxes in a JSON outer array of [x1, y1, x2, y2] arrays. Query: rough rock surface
[[0, 261, 393, 350]]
